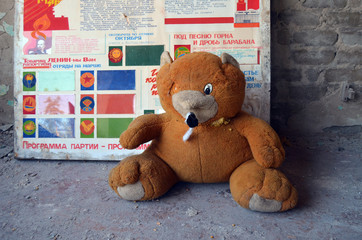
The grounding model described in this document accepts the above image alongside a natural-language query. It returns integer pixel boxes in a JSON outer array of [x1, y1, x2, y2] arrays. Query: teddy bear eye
[[204, 83, 213, 95]]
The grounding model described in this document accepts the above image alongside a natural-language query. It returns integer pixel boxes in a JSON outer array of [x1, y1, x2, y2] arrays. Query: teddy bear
[[109, 51, 297, 212]]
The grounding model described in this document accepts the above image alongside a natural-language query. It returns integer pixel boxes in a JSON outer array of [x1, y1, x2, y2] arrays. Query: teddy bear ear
[[221, 53, 240, 70], [160, 51, 173, 67]]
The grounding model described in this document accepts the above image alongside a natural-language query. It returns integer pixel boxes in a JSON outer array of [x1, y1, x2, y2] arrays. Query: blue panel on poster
[[38, 125, 59, 138], [97, 70, 135, 90], [38, 118, 75, 138]]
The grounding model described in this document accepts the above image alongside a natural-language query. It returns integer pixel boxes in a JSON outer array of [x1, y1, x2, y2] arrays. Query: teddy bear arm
[[119, 114, 167, 149], [234, 112, 285, 168]]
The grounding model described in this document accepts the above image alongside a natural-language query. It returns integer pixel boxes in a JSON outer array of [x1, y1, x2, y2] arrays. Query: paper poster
[[14, 0, 270, 160]]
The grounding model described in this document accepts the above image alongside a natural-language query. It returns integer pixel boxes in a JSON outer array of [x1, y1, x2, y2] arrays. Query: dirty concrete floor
[[0, 125, 361, 240]]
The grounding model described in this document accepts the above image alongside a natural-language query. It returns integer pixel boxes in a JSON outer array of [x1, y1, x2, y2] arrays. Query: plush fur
[[109, 52, 297, 212]]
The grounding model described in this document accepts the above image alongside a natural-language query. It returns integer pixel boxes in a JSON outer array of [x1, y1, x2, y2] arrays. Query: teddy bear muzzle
[[172, 90, 218, 124]]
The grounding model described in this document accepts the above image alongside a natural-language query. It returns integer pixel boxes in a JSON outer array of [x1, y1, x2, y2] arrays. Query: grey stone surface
[[289, 84, 328, 101], [278, 10, 321, 26], [276, 28, 291, 45], [340, 28, 362, 45], [1, 128, 362, 239], [325, 11, 362, 27], [272, 68, 302, 82], [292, 49, 336, 65], [292, 30, 338, 46], [325, 68, 361, 83], [302, 0, 348, 8], [305, 68, 322, 82], [348, 0, 362, 7], [352, 69, 362, 84], [336, 48, 362, 64], [271, 0, 300, 12]]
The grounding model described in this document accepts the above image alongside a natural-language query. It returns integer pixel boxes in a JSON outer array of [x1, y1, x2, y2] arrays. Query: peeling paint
[[2, 21, 14, 36], [0, 84, 10, 96], [7, 100, 14, 106], [0, 12, 6, 20]]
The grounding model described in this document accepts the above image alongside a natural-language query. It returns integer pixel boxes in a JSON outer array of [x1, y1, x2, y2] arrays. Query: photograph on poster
[[38, 95, 75, 115], [38, 118, 75, 138], [23, 31, 52, 55]]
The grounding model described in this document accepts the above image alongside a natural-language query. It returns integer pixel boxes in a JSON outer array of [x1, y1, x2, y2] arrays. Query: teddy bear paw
[[248, 193, 282, 212], [117, 181, 145, 201]]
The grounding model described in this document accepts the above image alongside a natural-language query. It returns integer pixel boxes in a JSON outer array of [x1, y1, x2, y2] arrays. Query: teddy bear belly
[[152, 126, 253, 183]]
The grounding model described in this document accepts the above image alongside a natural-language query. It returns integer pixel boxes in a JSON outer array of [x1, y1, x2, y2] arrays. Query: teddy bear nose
[[185, 112, 199, 128]]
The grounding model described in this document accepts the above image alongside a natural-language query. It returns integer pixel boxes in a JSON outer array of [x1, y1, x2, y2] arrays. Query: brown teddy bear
[[109, 51, 297, 212]]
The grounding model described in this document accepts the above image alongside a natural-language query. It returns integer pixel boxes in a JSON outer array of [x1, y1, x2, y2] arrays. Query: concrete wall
[[0, 0, 361, 135]]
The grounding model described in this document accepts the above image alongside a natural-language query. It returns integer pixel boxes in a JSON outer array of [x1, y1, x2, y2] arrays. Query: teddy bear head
[[156, 52, 245, 126]]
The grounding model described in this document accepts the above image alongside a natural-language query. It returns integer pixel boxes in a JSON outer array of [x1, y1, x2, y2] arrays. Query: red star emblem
[[81, 72, 94, 88], [83, 75, 92, 84]]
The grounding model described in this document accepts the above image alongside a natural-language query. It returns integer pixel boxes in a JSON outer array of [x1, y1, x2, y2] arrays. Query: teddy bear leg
[[229, 160, 297, 212], [109, 151, 178, 201]]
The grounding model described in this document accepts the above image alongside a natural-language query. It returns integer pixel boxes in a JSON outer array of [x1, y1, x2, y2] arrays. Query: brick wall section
[[271, 0, 362, 133]]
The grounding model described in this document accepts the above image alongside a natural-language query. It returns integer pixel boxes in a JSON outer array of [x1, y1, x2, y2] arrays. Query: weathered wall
[[0, 0, 14, 124], [0, 0, 361, 135], [271, 0, 362, 134]]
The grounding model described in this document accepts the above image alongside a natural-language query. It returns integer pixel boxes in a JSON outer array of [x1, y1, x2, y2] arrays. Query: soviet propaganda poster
[[14, 0, 270, 160]]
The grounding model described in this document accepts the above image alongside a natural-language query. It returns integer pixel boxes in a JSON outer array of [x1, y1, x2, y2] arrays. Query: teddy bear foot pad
[[117, 181, 145, 201], [249, 193, 282, 212]]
